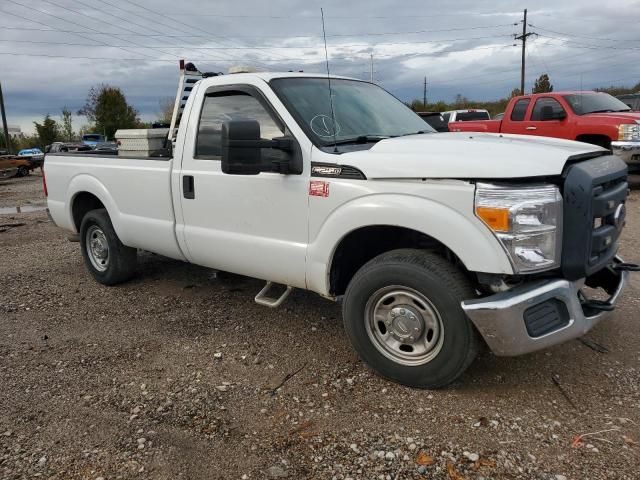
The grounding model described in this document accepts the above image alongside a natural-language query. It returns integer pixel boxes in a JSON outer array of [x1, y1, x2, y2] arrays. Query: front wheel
[[343, 249, 480, 388], [79, 209, 137, 285], [17, 166, 29, 177]]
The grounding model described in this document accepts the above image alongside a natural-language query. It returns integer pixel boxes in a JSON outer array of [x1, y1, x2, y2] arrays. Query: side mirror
[[541, 105, 566, 121], [221, 120, 301, 175]]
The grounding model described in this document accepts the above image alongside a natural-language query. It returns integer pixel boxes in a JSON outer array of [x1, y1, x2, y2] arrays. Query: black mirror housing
[[221, 120, 263, 175], [221, 120, 302, 175]]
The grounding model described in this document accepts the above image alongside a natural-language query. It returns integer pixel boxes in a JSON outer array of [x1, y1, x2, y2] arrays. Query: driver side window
[[195, 91, 283, 159], [531, 98, 565, 121]]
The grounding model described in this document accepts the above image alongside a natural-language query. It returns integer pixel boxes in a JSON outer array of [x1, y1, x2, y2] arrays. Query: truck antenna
[[321, 8, 339, 153]]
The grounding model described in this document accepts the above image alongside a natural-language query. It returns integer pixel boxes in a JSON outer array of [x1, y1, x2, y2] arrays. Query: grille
[[562, 155, 628, 280]]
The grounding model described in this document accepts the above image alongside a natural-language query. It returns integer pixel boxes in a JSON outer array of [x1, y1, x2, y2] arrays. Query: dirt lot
[[1, 173, 639, 480]]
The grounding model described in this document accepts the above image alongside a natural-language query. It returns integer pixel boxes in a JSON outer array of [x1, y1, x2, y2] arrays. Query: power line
[[39, 0, 182, 59], [1, 1, 158, 60], [160, 11, 518, 19], [531, 25, 640, 43], [0, 43, 517, 64], [121, 0, 288, 66], [0, 23, 514, 41], [69, 0, 167, 36], [328, 23, 517, 37], [0, 34, 514, 50], [536, 35, 640, 51]]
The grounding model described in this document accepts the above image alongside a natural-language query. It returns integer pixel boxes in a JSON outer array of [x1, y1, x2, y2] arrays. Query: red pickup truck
[[450, 91, 640, 171]]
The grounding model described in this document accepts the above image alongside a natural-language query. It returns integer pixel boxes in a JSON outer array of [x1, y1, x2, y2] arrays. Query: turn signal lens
[[476, 206, 509, 232], [475, 183, 563, 273]]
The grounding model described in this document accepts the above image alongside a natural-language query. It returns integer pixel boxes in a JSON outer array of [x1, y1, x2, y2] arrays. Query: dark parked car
[[47, 142, 93, 153], [94, 142, 118, 153], [416, 112, 449, 132]]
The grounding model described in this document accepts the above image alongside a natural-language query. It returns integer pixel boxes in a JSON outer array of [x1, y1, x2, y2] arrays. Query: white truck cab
[[45, 67, 636, 388]]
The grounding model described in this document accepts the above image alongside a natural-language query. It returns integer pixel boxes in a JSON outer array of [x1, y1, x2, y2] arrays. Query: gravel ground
[[1, 172, 639, 480]]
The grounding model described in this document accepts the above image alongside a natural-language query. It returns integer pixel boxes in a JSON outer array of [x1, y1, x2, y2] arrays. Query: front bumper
[[462, 260, 628, 356], [611, 141, 640, 166]]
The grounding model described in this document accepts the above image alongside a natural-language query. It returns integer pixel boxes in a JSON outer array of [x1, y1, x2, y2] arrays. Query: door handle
[[525, 126, 537, 130], [183, 175, 195, 199]]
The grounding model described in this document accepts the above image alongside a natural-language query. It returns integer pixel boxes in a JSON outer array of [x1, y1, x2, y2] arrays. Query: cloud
[[1, 0, 638, 133]]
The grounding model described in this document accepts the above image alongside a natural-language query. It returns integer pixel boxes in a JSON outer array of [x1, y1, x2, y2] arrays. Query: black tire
[[79, 208, 137, 285], [343, 249, 480, 389], [17, 166, 29, 177]]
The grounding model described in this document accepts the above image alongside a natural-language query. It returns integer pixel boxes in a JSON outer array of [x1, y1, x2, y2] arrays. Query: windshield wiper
[[586, 109, 621, 114], [394, 130, 431, 137], [330, 135, 390, 145]]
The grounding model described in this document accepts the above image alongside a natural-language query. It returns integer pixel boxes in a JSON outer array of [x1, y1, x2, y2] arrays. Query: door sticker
[[309, 180, 330, 197]]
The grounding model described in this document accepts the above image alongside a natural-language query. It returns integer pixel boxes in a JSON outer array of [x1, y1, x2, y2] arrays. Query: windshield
[[418, 113, 448, 132], [270, 78, 434, 146], [563, 93, 631, 115], [83, 134, 102, 141], [455, 111, 490, 121]]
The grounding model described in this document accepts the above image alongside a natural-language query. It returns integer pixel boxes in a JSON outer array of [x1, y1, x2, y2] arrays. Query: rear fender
[[65, 174, 124, 238]]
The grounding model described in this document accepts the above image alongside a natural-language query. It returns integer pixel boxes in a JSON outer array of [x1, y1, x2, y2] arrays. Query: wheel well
[[72, 192, 105, 231], [575, 134, 612, 150], [329, 225, 462, 296]]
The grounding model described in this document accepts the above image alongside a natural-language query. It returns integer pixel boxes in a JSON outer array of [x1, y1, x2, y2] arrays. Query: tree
[[596, 81, 640, 96], [453, 94, 470, 109], [61, 107, 74, 142], [509, 88, 522, 98], [33, 114, 60, 148], [157, 97, 174, 124], [79, 84, 140, 139], [532, 74, 553, 94], [78, 124, 95, 137]]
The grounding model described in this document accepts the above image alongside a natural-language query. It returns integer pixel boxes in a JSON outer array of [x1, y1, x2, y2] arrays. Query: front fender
[[306, 192, 514, 296]]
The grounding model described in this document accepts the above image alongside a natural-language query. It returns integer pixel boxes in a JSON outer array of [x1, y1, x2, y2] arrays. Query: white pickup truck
[[45, 70, 636, 388]]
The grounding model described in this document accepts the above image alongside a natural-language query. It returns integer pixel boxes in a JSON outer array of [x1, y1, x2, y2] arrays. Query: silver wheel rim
[[364, 286, 444, 366], [86, 225, 109, 272]]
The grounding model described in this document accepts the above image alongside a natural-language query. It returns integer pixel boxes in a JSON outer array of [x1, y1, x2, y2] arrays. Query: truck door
[[175, 83, 310, 288], [500, 98, 531, 135], [522, 97, 569, 139]]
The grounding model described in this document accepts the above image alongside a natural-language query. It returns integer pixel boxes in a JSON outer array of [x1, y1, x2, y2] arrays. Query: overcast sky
[[1, 0, 638, 134]]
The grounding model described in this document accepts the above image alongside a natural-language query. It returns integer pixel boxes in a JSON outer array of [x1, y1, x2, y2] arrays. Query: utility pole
[[423, 76, 427, 106], [0, 82, 11, 154], [515, 9, 535, 94]]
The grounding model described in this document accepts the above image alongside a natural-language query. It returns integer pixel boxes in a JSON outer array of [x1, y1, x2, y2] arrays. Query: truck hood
[[584, 112, 640, 123], [338, 132, 606, 179]]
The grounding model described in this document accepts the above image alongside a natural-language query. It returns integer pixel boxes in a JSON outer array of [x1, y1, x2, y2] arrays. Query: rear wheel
[[343, 249, 480, 388], [80, 209, 137, 285], [17, 166, 29, 177]]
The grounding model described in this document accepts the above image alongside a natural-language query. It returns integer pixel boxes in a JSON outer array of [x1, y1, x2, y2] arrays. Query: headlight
[[475, 183, 563, 273], [618, 123, 640, 141]]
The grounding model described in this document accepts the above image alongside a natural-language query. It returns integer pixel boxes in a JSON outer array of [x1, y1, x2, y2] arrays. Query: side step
[[255, 281, 293, 308]]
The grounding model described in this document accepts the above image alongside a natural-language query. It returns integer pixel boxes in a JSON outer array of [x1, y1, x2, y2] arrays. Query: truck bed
[[449, 119, 502, 133], [45, 153, 185, 260]]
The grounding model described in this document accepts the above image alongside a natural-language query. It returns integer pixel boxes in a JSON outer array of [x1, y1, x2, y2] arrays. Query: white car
[[44, 71, 634, 388]]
